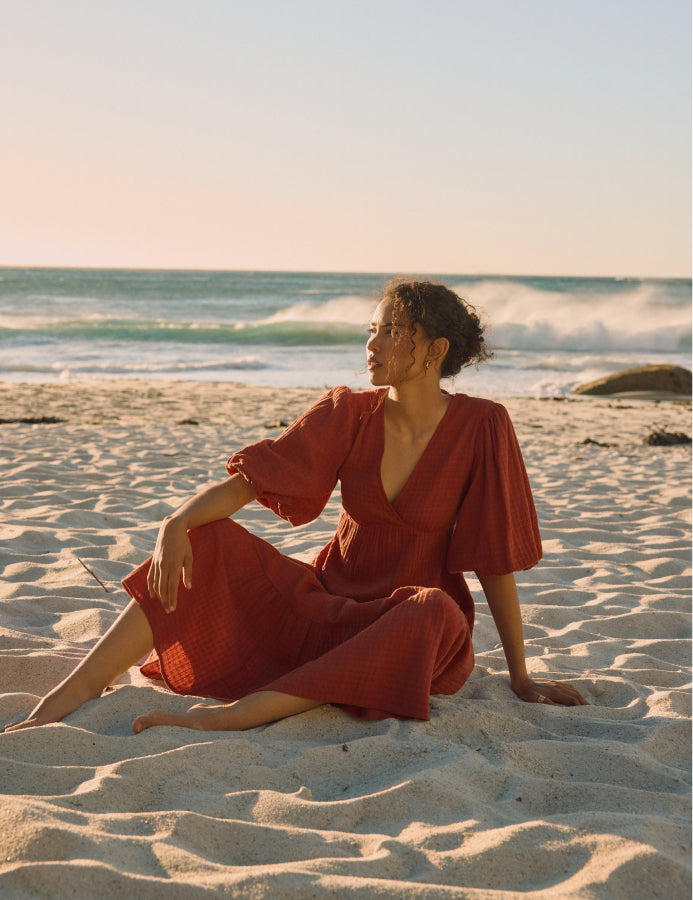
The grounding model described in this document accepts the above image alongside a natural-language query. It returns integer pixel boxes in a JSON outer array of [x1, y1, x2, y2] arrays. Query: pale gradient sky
[[1, 0, 690, 276]]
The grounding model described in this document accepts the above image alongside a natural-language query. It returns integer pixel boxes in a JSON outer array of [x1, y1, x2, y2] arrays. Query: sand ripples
[[0, 385, 690, 897]]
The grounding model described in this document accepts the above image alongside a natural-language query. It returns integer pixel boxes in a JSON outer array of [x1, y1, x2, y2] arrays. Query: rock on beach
[[574, 364, 692, 396]]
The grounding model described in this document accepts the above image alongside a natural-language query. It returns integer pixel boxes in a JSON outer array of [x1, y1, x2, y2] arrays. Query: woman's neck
[[385, 380, 451, 436]]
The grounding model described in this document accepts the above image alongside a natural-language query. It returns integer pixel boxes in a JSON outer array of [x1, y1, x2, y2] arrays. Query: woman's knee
[[400, 587, 461, 621]]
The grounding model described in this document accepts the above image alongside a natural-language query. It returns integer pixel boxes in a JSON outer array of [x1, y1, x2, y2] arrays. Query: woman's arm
[[147, 473, 257, 614], [477, 572, 588, 706]]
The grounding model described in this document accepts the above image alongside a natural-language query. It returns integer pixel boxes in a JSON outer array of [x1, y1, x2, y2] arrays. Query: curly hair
[[382, 278, 492, 378]]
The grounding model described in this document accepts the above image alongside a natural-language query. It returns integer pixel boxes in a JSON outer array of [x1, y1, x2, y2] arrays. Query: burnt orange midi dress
[[122, 386, 542, 721]]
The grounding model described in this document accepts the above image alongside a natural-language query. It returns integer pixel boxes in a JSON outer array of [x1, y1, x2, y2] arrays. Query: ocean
[[0, 268, 689, 397]]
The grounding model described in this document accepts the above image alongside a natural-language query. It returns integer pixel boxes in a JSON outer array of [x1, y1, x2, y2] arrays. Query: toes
[[132, 709, 192, 733], [131, 716, 147, 734], [132, 711, 169, 733], [2, 719, 36, 733]]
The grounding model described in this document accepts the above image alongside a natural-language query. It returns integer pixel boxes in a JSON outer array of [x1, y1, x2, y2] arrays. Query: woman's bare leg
[[132, 690, 324, 734], [3, 600, 154, 732]]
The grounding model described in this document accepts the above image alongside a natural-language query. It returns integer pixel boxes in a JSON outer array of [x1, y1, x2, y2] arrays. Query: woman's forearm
[[167, 473, 257, 531], [476, 572, 529, 690], [477, 572, 589, 707]]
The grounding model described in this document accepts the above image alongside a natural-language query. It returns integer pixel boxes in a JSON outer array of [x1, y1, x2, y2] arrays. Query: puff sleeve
[[447, 403, 542, 576], [226, 385, 365, 526]]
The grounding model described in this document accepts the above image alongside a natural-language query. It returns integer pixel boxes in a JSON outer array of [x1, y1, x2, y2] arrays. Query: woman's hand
[[142, 475, 257, 614], [143, 475, 257, 614], [146, 516, 193, 614], [512, 676, 588, 706]]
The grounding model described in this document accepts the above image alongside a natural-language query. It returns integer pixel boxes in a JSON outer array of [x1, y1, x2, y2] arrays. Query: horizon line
[[0, 263, 690, 281]]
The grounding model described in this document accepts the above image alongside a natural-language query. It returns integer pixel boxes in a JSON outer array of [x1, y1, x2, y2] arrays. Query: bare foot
[[132, 702, 222, 734], [2, 683, 98, 733], [132, 694, 323, 734]]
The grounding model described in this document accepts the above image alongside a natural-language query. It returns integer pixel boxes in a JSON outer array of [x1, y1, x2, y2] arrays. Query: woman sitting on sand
[[4, 279, 586, 734]]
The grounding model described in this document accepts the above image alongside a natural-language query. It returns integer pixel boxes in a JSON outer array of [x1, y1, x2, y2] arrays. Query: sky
[[1, 0, 690, 277]]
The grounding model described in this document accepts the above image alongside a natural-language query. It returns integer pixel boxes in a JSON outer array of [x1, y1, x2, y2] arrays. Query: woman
[[3, 279, 586, 734]]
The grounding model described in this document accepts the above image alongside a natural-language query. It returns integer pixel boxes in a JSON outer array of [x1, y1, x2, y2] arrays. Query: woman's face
[[366, 299, 425, 386]]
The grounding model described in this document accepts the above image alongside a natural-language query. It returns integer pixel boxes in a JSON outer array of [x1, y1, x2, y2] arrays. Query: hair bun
[[383, 279, 491, 377]]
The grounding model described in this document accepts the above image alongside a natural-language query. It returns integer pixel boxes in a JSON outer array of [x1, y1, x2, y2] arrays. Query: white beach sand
[[0, 380, 690, 899]]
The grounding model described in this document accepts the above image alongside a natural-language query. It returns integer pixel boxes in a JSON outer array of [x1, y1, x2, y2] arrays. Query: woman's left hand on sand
[[512, 677, 588, 706]]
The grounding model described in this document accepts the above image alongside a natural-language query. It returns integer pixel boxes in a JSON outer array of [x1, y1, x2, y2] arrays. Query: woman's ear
[[428, 336, 450, 365]]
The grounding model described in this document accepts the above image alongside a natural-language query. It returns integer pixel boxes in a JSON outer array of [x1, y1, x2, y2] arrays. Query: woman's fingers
[[538, 680, 589, 706], [163, 570, 180, 613], [146, 558, 158, 600], [550, 680, 589, 706], [516, 678, 589, 707], [148, 527, 194, 613], [533, 689, 556, 706], [145, 555, 192, 614], [182, 550, 193, 590]]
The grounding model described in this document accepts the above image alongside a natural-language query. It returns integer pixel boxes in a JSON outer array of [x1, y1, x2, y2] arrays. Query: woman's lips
[[367, 358, 382, 369]]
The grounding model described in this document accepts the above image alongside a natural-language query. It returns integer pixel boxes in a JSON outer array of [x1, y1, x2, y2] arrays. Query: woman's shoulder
[[322, 385, 386, 415], [449, 392, 510, 424]]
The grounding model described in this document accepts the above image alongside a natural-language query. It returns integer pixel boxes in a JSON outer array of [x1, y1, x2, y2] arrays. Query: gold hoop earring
[[424, 358, 431, 374]]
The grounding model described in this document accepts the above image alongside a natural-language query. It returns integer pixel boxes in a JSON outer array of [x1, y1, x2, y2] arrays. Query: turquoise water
[[0, 268, 689, 396]]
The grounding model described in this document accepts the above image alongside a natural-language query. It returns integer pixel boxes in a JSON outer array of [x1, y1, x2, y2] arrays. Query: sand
[[0, 380, 690, 899]]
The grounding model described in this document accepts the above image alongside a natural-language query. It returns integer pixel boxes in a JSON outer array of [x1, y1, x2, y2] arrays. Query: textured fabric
[[122, 386, 542, 721]]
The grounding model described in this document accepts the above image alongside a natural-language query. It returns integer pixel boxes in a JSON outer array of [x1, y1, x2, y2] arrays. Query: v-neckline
[[377, 392, 457, 511]]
